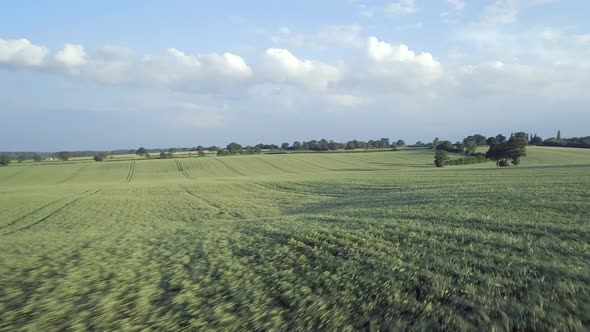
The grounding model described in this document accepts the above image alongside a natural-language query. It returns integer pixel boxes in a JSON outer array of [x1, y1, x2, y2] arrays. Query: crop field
[[1, 146, 589, 331]]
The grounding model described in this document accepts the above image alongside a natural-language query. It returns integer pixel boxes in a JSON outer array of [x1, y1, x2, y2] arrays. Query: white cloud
[[55, 44, 87, 72], [85, 48, 252, 91], [367, 36, 440, 70], [386, 0, 418, 15], [95, 45, 136, 60], [263, 48, 341, 90], [0, 37, 48, 67]]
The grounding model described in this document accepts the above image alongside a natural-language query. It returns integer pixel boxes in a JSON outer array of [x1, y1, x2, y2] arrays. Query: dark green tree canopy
[[0, 154, 11, 166], [434, 150, 449, 167], [136, 147, 147, 156], [226, 142, 243, 154], [486, 137, 527, 166]]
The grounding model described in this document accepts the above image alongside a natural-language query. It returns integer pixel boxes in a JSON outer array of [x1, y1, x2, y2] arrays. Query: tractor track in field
[[2, 188, 103, 236], [317, 154, 368, 169], [0, 189, 94, 230], [56, 164, 89, 184], [175, 160, 193, 179], [253, 157, 297, 175], [282, 155, 330, 171], [0, 166, 29, 182], [180, 185, 229, 214], [123, 161, 135, 184], [251, 182, 338, 198], [215, 158, 245, 176]]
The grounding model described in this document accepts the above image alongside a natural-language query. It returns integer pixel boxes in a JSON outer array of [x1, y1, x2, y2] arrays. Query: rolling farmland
[[1, 146, 590, 330]]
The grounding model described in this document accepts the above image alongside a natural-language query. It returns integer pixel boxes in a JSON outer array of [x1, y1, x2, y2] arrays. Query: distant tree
[[530, 134, 543, 145], [486, 137, 498, 146], [557, 130, 561, 141], [486, 137, 527, 166], [434, 150, 449, 167], [281, 142, 290, 150], [292, 141, 302, 150], [0, 154, 10, 166], [32, 154, 42, 162], [432, 137, 440, 149], [93, 153, 108, 162], [396, 139, 406, 147], [512, 132, 529, 145], [167, 148, 175, 158], [226, 142, 243, 154], [436, 141, 454, 152], [415, 141, 424, 147], [144, 153, 151, 159], [159, 152, 168, 159], [496, 134, 507, 143], [217, 149, 228, 156], [17, 155, 26, 163], [464, 141, 477, 154], [136, 147, 147, 157], [197, 150, 206, 157], [56, 151, 71, 161], [196, 146, 205, 152], [241, 146, 254, 155]]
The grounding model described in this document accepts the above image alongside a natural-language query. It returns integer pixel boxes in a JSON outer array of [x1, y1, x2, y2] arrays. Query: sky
[[1, 0, 589, 151]]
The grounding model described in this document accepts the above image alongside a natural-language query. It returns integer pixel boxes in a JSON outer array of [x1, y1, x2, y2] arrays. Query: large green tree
[[0, 154, 11, 166], [486, 137, 527, 166], [226, 142, 243, 154], [136, 147, 147, 157], [434, 150, 449, 167]]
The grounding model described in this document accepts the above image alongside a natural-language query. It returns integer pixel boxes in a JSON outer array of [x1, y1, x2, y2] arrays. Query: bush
[[434, 151, 449, 167], [93, 153, 107, 162], [0, 154, 11, 166]]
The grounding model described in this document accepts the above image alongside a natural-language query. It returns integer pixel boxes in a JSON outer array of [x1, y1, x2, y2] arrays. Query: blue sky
[[1, 0, 589, 151]]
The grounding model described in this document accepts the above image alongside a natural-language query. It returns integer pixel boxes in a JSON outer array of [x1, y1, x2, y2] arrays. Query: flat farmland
[[1, 147, 589, 331]]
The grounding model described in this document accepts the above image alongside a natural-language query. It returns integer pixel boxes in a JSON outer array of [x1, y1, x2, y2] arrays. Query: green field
[[1, 146, 589, 331]]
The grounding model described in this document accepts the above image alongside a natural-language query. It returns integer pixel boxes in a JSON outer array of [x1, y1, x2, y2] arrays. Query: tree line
[[434, 132, 528, 167], [0, 130, 584, 166]]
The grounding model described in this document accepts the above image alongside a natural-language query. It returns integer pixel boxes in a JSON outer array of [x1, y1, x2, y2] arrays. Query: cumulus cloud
[[351, 36, 442, 90], [263, 48, 341, 90], [55, 44, 87, 73], [0, 37, 48, 67]]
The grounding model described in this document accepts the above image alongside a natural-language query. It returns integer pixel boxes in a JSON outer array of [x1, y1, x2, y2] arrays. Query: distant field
[[1, 146, 589, 330]]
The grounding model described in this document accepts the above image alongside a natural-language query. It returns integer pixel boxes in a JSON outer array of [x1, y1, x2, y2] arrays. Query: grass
[[1, 146, 589, 330]]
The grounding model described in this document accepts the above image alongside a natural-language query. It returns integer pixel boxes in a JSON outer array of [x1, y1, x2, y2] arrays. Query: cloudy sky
[[1, 0, 589, 151]]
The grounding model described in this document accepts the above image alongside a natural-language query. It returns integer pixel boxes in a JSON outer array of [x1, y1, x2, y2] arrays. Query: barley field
[[1, 146, 589, 331]]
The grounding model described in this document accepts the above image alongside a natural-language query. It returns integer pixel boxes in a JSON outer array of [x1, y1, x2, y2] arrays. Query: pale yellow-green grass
[[1, 147, 589, 331]]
